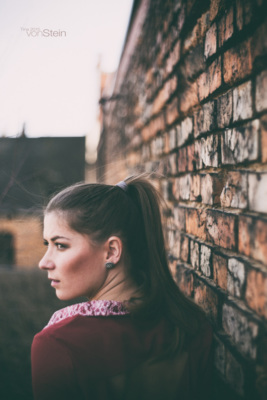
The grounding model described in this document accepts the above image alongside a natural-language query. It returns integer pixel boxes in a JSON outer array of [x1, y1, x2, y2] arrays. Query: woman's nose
[[39, 252, 55, 270]]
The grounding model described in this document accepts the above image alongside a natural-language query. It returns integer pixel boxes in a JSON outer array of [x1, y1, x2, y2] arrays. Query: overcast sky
[[0, 0, 133, 140]]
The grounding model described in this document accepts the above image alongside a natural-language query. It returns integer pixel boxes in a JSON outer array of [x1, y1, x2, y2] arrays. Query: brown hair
[[45, 174, 203, 346]]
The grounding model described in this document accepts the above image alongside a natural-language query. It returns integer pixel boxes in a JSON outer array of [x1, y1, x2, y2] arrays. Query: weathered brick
[[178, 117, 193, 147], [218, 7, 234, 47], [225, 350, 245, 396], [248, 172, 267, 213], [206, 210, 237, 250], [176, 263, 193, 297], [251, 18, 267, 63], [261, 115, 267, 162], [214, 336, 225, 375], [201, 173, 224, 205], [177, 147, 187, 172], [195, 135, 219, 169], [204, 23, 217, 59], [223, 39, 252, 84], [213, 253, 228, 290], [233, 80, 253, 121], [194, 278, 218, 322], [166, 97, 179, 125], [185, 208, 207, 240], [200, 244, 212, 277], [194, 101, 216, 138], [173, 206, 186, 231], [198, 57, 222, 100], [190, 174, 201, 201], [221, 120, 259, 164], [187, 143, 196, 171], [173, 174, 190, 200], [239, 215, 267, 265], [190, 239, 200, 270], [220, 171, 248, 209], [227, 258, 245, 298], [255, 70, 267, 112], [222, 303, 258, 359], [210, 0, 221, 21], [245, 269, 267, 319], [217, 90, 233, 128]]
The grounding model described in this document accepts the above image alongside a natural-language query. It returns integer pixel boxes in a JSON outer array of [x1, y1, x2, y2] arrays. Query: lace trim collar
[[44, 300, 129, 329]]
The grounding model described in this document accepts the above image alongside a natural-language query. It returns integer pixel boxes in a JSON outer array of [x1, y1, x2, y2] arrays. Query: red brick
[[239, 215, 267, 265], [204, 23, 217, 59], [166, 97, 179, 125], [261, 115, 267, 163], [213, 253, 228, 290], [173, 175, 190, 201], [179, 81, 198, 114], [178, 117, 193, 146], [141, 125, 150, 142], [185, 208, 207, 241], [195, 135, 219, 169], [223, 39, 252, 84], [218, 7, 234, 47], [152, 86, 169, 115], [198, 57, 222, 100], [246, 269, 267, 319], [177, 147, 187, 172], [206, 210, 237, 250], [194, 278, 218, 322]]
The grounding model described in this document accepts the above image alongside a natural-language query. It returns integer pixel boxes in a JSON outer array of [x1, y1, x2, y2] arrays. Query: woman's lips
[[49, 279, 60, 287]]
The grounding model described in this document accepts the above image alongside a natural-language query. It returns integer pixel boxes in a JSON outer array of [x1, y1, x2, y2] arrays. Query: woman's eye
[[43, 240, 48, 247], [55, 243, 67, 250]]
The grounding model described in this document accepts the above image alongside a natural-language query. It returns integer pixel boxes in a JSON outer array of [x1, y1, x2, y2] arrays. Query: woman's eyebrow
[[44, 235, 71, 241]]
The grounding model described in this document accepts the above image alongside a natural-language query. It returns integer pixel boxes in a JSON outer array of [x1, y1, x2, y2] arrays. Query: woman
[[31, 175, 213, 400]]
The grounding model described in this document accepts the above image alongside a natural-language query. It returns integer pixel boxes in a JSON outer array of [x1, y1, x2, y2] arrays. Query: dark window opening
[[0, 232, 14, 267]]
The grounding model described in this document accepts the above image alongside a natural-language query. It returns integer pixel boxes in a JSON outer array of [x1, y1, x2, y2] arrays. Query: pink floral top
[[44, 300, 129, 329]]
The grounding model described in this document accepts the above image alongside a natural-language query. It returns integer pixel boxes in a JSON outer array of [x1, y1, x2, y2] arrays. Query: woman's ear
[[105, 236, 123, 265]]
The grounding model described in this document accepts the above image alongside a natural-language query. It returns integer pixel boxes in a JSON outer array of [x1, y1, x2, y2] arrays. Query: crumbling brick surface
[[97, 0, 267, 398]]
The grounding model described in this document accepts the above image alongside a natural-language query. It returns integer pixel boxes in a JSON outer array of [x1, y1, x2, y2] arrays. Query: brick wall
[[0, 216, 44, 268], [97, 0, 267, 398]]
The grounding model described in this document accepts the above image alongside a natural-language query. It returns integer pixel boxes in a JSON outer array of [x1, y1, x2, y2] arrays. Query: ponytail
[[124, 175, 203, 337]]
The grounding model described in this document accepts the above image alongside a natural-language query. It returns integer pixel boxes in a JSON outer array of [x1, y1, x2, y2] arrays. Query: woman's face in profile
[[39, 212, 108, 301]]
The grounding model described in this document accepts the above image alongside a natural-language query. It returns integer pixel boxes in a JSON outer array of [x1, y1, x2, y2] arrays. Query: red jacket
[[31, 300, 213, 400]]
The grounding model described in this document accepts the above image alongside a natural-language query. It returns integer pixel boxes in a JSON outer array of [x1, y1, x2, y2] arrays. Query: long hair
[[45, 174, 203, 349]]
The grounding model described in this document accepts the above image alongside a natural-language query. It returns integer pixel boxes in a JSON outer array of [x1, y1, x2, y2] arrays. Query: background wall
[[97, 0, 267, 398]]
